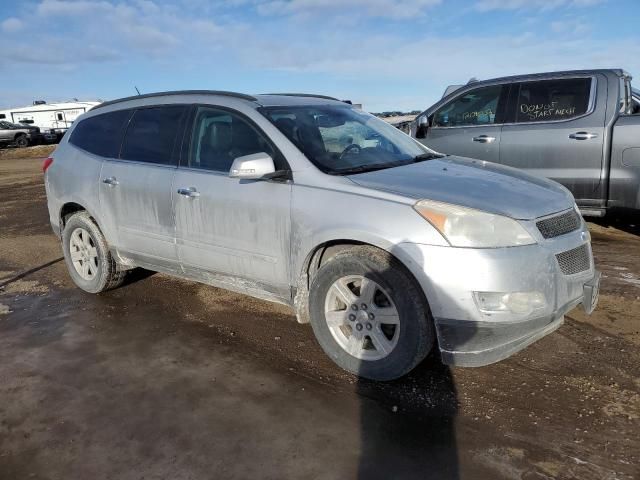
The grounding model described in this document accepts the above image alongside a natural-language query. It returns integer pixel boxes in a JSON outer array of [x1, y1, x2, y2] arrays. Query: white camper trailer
[[0, 101, 101, 139]]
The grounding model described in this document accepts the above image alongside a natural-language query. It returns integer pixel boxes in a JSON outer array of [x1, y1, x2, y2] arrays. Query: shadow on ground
[[357, 360, 459, 479], [591, 210, 640, 236], [352, 243, 469, 479]]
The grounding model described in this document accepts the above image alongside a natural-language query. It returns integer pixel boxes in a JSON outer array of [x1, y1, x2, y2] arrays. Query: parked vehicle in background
[[44, 90, 599, 380], [0, 100, 100, 142], [0, 121, 42, 147], [411, 69, 640, 217]]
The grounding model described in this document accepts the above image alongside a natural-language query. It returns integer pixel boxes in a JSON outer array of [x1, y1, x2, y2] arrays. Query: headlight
[[413, 199, 535, 248]]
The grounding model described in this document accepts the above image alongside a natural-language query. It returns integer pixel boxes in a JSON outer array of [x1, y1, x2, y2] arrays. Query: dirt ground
[[0, 157, 638, 480], [0, 144, 56, 160]]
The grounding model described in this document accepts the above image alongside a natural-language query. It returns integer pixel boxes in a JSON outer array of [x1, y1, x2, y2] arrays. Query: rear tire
[[308, 246, 434, 381], [62, 211, 125, 293]]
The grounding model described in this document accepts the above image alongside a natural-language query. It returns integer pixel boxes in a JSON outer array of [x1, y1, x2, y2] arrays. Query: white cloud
[[474, 0, 603, 12], [1, 17, 24, 33], [20, 0, 225, 62], [550, 18, 590, 35], [256, 0, 442, 19], [36, 0, 117, 16], [0, 0, 636, 111]]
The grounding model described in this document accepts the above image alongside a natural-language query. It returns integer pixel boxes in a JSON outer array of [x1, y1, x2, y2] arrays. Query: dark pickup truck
[[0, 121, 42, 148], [411, 69, 640, 216]]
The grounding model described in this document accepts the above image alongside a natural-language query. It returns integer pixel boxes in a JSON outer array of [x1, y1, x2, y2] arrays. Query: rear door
[[498, 76, 606, 205], [99, 105, 188, 270], [173, 105, 292, 296], [419, 84, 507, 162]]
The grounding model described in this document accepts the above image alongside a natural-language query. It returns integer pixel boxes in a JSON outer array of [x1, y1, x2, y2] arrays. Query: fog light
[[474, 291, 546, 316]]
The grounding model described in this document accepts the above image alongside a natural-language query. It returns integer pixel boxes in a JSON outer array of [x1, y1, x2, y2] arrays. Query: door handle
[[472, 135, 496, 143], [569, 131, 598, 140], [177, 187, 200, 198], [102, 176, 119, 186]]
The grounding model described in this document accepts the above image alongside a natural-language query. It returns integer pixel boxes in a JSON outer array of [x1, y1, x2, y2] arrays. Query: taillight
[[42, 157, 53, 173]]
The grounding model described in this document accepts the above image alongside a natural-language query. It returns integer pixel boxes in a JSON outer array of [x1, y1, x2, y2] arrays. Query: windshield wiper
[[330, 164, 390, 175], [330, 154, 444, 176], [331, 160, 410, 176], [412, 152, 445, 162]]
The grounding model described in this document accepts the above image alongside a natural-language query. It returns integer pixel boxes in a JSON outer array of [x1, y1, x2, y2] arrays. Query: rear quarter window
[[69, 110, 132, 158], [515, 78, 592, 123]]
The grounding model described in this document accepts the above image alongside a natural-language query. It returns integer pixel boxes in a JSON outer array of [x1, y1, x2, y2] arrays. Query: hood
[[348, 156, 574, 220]]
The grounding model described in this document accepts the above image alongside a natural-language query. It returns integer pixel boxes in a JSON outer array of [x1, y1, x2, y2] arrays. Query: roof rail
[[262, 93, 340, 101], [92, 90, 257, 111]]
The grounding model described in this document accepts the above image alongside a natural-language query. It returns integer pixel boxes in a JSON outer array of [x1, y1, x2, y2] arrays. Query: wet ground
[[0, 157, 638, 480]]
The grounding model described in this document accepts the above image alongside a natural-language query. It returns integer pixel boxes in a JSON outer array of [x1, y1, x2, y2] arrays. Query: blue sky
[[0, 0, 637, 112]]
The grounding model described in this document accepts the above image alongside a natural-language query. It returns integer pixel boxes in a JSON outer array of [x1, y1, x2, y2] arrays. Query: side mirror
[[229, 152, 276, 179], [415, 115, 430, 139]]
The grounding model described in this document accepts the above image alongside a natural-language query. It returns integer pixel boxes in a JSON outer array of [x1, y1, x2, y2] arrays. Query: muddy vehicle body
[[44, 91, 599, 380], [411, 69, 640, 217]]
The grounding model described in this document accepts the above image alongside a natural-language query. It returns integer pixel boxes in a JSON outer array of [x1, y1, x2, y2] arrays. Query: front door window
[[433, 85, 503, 127]]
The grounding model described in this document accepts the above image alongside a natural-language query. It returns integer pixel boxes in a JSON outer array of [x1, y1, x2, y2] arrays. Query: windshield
[[0, 121, 23, 129], [260, 105, 438, 174]]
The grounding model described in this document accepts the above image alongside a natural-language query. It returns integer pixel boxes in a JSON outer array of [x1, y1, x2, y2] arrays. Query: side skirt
[[112, 248, 294, 308]]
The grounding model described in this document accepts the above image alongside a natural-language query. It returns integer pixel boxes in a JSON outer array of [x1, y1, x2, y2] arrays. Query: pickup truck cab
[[411, 69, 640, 217]]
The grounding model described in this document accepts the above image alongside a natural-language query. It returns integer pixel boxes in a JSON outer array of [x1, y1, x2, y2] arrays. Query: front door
[[99, 105, 188, 269], [499, 76, 606, 206], [420, 84, 507, 162], [0, 121, 12, 141], [173, 106, 292, 296]]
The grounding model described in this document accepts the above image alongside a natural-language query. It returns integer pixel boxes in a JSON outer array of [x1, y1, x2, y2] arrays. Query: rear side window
[[515, 78, 592, 123], [433, 85, 503, 127], [69, 110, 131, 158], [120, 106, 187, 165]]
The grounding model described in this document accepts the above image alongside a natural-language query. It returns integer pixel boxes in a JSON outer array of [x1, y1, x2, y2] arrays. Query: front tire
[[62, 211, 125, 293], [308, 246, 435, 381], [14, 134, 28, 148]]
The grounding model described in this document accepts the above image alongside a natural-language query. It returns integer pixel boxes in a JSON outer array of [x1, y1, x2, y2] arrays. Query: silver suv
[[44, 91, 600, 380]]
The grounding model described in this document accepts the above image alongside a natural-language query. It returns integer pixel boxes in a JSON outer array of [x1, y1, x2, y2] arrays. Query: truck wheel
[[62, 211, 126, 293], [308, 246, 434, 381], [14, 134, 28, 148]]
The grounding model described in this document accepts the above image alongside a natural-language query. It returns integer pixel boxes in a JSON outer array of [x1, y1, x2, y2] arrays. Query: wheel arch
[[293, 237, 430, 325], [59, 202, 108, 241]]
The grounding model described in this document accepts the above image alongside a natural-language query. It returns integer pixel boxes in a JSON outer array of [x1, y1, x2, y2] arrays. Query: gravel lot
[[1, 156, 638, 480]]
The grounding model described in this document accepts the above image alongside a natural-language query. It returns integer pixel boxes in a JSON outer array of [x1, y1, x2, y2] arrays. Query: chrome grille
[[537, 209, 581, 239], [556, 244, 590, 275]]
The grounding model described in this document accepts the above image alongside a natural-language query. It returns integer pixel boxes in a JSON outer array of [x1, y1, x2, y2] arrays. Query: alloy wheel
[[324, 275, 400, 361], [69, 227, 99, 280]]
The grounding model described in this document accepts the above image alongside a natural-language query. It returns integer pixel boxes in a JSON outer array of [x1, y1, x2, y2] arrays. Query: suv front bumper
[[436, 270, 599, 366], [393, 225, 598, 367]]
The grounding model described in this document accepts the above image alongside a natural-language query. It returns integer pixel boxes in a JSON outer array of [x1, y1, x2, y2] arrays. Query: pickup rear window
[[515, 78, 591, 123]]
